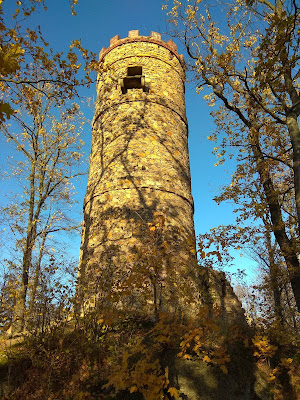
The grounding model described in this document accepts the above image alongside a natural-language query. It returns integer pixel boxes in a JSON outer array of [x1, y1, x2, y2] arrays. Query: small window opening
[[120, 66, 148, 94]]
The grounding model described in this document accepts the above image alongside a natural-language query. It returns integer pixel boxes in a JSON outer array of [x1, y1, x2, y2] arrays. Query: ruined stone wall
[[78, 31, 197, 313]]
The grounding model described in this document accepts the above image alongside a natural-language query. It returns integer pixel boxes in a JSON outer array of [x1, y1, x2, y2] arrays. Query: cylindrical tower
[[78, 30, 196, 314]]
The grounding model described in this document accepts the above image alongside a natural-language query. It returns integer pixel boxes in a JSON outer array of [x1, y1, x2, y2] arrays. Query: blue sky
[[0, 0, 256, 280]]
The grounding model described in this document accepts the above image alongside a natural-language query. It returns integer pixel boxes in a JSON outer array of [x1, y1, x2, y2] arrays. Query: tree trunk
[[11, 162, 37, 333], [249, 127, 300, 311], [27, 228, 47, 329], [265, 230, 284, 323], [286, 112, 300, 235]]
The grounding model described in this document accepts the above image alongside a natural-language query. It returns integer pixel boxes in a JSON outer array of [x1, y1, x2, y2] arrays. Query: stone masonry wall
[[78, 31, 197, 315]]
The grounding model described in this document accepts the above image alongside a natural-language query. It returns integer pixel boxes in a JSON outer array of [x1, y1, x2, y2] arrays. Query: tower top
[[98, 30, 185, 65]]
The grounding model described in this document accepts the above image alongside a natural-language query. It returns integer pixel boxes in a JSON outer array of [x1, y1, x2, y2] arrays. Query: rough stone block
[[110, 35, 120, 46], [166, 40, 178, 52], [128, 30, 139, 38], [151, 31, 161, 40], [99, 47, 106, 60]]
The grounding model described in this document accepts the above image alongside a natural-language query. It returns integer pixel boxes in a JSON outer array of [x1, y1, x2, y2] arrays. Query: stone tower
[[78, 30, 197, 314]]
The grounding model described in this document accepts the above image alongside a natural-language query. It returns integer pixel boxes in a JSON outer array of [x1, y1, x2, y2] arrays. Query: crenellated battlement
[[98, 30, 184, 65]]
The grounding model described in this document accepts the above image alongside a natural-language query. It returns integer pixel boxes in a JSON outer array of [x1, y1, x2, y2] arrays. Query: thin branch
[[260, 151, 293, 168], [257, 0, 276, 12], [243, 77, 286, 125], [1, 125, 33, 161]]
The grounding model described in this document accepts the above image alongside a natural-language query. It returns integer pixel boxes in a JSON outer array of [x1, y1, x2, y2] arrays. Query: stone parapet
[[99, 30, 185, 66]]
